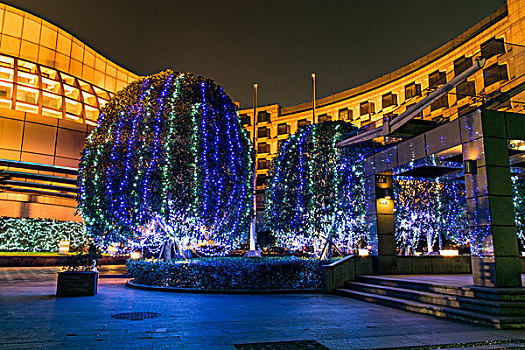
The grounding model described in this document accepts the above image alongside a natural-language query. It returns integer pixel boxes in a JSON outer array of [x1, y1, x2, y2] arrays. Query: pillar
[[365, 168, 397, 274], [462, 111, 522, 287]]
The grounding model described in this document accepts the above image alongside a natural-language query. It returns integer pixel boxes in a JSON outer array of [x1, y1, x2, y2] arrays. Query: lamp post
[[311, 73, 316, 124], [247, 83, 261, 257]]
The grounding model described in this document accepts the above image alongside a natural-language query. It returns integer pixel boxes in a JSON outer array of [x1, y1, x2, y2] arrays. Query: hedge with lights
[[127, 257, 332, 290], [513, 175, 525, 246], [264, 121, 375, 251], [0, 216, 88, 252], [78, 70, 253, 251]]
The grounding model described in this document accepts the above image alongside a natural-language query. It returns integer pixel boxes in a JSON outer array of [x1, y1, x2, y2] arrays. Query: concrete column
[[462, 112, 521, 287], [365, 169, 397, 274]]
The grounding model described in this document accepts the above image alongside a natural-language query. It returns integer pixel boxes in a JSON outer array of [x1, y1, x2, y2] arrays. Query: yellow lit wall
[[0, 3, 139, 222]]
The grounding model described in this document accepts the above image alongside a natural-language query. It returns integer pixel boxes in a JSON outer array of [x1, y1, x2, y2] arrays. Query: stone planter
[[56, 271, 98, 297]]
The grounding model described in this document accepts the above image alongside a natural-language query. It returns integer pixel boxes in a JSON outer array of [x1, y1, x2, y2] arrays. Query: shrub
[[127, 257, 331, 290], [0, 216, 89, 252]]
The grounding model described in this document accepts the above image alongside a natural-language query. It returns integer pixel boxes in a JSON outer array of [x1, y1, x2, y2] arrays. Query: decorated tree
[[78, 70, 253, 252], [394, 179, 469, 253], [512, 175, 525, 247], [265, 121, 375, 254]]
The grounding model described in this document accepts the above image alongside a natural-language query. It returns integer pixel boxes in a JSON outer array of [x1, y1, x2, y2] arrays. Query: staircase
[[335, 275, 525, 329]]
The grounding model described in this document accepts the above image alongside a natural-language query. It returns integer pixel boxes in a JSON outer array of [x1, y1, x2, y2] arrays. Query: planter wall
[[56, 271, 98, 297]]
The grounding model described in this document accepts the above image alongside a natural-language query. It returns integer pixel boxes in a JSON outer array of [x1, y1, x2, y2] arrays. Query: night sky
[[4, 0, 505, 108]]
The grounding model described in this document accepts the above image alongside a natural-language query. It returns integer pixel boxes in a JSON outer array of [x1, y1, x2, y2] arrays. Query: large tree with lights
[[394, 179, 469, 252], [265, 121, 375, 254], [78, 70, 253, 252]]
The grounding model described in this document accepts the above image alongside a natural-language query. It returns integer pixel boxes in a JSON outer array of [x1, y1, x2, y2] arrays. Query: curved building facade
[[0, 3, 138, 222], [239, 0, 525, 213]]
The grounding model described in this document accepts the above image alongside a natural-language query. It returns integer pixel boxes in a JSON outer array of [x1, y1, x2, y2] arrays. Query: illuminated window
[[318, 114, 331, 122], [256, 174, 267, 187], [297, 119, 310, 128], [481, 38, 505, 59], [85, 104, 99, 121], [483, 64, 508, 87], [256, 193, 265, 209], [82, 91, 98, 107], [42, 77, 61, 94], [0, 66, 14, 82], [277, 123, 290, 135], [17, 71, 38, 88], [456, 81, 476, 100], [258, 158, 269, 170], [65, 98, 82, 116], [0, 82, 12, 99], [428, 70, 447, 88], [42, 107, 62, 119], [97, 98, 107, 108], [454, 56, 473, 76], [17, 86, 38, 104], [40, 66, 59, 80], [257, 111, 270, 123], [17, 60, 38, 74], [430, 95, 448, 111], [0, 55, 14, 68], [16, 102, 38, 113], [405, 103, 423, 118], [60, 73, 76, 86], [63, 84, 81, 100], [78, 80, 92, 92], [381, 93, 398, 108], [93, 86, 110, 100], [405, 83, 421, 99], [239, 113, 250, 125], [42, 92, 62, 110], [257, 142, 270, 154], [257, 126, 270, 138], [338, 108, 352, 121], [360, 101, 375, 116]]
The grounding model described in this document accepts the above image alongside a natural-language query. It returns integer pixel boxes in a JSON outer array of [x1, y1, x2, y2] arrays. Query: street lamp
[[311, 73, 316, 124], [247, 83, 261, 257]]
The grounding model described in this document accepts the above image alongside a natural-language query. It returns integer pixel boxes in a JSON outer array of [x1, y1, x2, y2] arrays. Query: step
[[345, 281, 525, 316], [357, 275, 525, 301], [335, 288, 525, 329]]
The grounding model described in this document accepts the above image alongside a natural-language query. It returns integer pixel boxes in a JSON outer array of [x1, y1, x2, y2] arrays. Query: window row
[[241, 38, 508, 128], [0, 55, 112, 122], [239, 110, 273, 126]]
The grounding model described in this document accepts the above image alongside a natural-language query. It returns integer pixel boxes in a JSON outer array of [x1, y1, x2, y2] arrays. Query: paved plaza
[[0, 268, 524, 350]]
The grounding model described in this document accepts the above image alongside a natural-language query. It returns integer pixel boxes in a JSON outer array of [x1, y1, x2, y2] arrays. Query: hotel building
[[238, 0, 525, 215]]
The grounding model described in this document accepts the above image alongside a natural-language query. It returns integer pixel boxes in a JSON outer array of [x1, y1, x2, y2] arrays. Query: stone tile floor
[[0, 268, 524, 349]]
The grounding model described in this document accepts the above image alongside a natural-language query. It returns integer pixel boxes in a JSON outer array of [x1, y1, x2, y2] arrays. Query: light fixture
[[58, 240, 70, 255], [130, 251, 141, 259], [107, 244, 118, 256], [464, 160, 477, 175], [439, 249, 459, 257], [358, 248, 369, 256]]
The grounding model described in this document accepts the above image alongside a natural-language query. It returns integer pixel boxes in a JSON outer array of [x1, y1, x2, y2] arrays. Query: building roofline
[[0, 1, 138, 79], [279, 3, 508, 116]]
